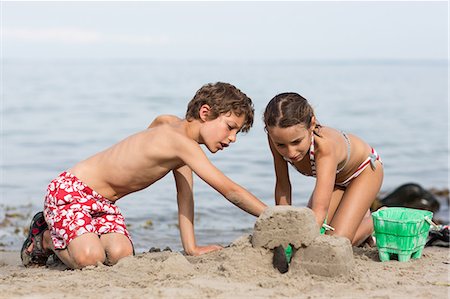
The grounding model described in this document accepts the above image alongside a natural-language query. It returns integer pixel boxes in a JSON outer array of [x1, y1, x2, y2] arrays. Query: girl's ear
[[310, 115, 317, 130], [199, 104, 211, 121]]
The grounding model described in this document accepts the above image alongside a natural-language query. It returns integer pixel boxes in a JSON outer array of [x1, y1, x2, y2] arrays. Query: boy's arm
[[173, 165, 222, 256], [176, 138, 267, 217], [268, 135, 292, 205]]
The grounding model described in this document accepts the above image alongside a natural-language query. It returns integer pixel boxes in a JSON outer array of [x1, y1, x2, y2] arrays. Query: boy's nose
[[228, 134, 236, 143]]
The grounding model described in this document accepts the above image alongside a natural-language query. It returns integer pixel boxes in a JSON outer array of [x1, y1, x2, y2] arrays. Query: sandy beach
[[0, 233, 448, 299], [2, 2, 448, 298]]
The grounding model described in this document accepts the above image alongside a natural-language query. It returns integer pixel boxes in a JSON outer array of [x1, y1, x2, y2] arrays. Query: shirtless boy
[[21, 82, 267, 269]]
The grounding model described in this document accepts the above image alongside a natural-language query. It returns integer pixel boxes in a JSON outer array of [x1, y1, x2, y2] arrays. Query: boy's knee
[[106, 244, 133, 265], [71, 247, 106, 268]]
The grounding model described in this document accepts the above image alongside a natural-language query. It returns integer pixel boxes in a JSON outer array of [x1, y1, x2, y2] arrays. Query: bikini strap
[[311, 131, 351, 176], [309, 133, 316, 176], [336, 132, 351, 174]]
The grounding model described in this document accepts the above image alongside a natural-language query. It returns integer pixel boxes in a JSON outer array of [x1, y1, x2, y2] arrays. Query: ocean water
[[1, 60, 448, 252]]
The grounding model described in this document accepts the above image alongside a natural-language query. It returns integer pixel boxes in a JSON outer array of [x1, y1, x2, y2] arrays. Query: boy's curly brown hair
[[185, 82, 254, 133]]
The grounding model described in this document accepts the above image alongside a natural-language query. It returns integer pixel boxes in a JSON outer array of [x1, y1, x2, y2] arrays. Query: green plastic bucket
[[372, 207, 433, 262]]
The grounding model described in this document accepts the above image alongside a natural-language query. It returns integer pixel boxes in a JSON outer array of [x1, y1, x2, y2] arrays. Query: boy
[[21, 82, 267, 269]]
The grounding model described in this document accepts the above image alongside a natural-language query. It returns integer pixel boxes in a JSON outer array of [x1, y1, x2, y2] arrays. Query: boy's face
[[201, 111, 246, 153], [267, 124, 313, 162]]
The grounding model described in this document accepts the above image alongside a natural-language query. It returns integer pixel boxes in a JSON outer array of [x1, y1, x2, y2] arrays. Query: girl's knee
[[330, 227, 355, 243]]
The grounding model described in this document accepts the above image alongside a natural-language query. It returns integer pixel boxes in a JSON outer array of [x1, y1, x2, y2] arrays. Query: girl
[[263, 92, 383, 246]]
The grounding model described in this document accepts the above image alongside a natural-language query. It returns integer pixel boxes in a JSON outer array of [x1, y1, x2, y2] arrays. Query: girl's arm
[[310, 144, 338, 226], [173, 165, 222, 255], [268, 135, 292, 205]]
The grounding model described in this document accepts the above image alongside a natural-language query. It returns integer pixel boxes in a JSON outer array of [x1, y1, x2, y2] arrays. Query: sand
[[0, 240, 448, 298], [0, 207, 448, 299]]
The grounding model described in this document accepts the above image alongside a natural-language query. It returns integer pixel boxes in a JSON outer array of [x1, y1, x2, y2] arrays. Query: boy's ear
[[199, 104, 211, 121]]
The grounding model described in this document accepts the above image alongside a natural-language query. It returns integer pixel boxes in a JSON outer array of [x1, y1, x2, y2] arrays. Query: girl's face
[[267, 124, 313, 162]]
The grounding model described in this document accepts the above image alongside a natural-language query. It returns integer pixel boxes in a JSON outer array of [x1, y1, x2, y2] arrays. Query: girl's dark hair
[[185, 82, 254, 133], [263, 92, 317, 130]]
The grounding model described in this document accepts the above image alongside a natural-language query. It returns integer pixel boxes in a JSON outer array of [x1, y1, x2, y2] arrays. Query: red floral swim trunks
[[43, 171, 131, 250]]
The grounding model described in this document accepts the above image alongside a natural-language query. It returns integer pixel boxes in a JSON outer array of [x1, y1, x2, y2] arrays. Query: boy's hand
[[190, 244, 223, 256]]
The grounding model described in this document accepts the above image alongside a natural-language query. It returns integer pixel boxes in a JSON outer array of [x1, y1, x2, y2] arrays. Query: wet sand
[[0, 235, 448, 299]]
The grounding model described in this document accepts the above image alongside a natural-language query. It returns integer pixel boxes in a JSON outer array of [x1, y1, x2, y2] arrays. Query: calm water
[[1, 60, 448, 252]]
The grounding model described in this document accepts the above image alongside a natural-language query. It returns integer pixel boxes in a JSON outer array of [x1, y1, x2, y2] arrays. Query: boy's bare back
[[69, 115, 198, 201], [62, 82, 267, 223], [67, 110, 256, 209]]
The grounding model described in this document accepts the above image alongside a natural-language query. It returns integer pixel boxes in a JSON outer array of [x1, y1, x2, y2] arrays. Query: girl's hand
[[190, 244, 223, 256]]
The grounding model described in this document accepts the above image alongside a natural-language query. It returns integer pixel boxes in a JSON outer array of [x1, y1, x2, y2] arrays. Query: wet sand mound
[[252, 206, 354, 276]]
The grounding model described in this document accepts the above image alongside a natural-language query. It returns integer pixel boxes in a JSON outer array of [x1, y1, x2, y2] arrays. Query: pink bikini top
[[285, 132, 351, 177]]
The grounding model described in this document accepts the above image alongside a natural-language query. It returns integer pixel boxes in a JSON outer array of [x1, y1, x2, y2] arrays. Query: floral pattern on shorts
[[43, 171, 131, 250]]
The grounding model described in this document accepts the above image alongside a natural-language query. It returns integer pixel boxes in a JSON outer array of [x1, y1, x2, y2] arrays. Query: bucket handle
[[322, 223, 335, 231], [424, 217, 439, 229]]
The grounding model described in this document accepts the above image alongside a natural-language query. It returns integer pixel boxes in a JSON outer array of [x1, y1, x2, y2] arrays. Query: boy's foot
[[272, 245, 289, 274], [46, 253, 69, 270], [20, 211, 52, 267]]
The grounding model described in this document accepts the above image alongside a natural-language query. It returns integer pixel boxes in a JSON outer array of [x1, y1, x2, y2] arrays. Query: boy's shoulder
[[148, 114, 182, 129], [146, 115, 197, 146]]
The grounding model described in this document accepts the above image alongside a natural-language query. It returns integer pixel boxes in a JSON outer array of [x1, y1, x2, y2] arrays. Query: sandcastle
[[251, 206, 354, 277]]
